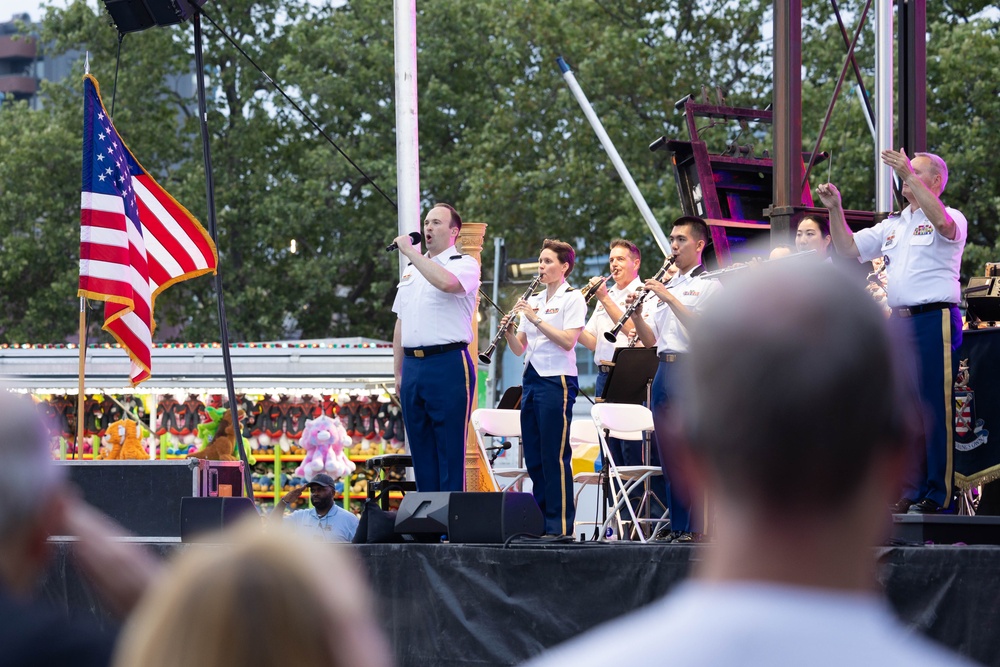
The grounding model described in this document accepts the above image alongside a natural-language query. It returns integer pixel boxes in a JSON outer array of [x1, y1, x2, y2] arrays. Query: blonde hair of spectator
[[112, 518, 393, 667]]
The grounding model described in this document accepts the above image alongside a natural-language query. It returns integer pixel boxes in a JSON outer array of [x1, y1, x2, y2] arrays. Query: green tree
[[3, 0, 995, 349]]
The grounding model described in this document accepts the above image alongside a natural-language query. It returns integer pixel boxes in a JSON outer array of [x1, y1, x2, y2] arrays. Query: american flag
[[78, 74, 217, 385]]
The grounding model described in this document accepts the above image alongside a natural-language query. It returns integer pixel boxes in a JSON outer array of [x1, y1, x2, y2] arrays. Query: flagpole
[[77, 50, 90, 462], [192, 11, 255, 505], [75, 296, 87, 460]]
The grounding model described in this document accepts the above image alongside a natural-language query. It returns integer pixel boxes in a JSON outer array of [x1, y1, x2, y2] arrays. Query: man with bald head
[[524, 263, 974, 666], [818, 149, 966, 515]]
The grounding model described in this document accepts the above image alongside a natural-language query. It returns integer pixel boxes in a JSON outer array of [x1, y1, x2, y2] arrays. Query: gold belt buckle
[[414, 349, 425, 358]]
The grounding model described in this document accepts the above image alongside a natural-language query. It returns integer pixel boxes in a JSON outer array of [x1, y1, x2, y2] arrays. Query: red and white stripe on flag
[[78, 74, 217, 385]]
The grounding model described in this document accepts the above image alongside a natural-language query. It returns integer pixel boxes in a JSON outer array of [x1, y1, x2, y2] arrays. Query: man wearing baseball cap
[[270, 473, 359, 542]]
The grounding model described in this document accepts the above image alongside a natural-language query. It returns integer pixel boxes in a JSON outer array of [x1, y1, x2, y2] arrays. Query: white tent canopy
[[0, 338, 393, 394]]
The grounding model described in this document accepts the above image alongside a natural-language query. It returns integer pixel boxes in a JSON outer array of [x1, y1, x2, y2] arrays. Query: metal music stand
[[601, 348, 658, 405], [599, 347, 662, 538]]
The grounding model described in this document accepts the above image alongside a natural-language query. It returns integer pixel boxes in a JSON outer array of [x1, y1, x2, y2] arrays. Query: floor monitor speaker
[[395, 492, 543, 543]]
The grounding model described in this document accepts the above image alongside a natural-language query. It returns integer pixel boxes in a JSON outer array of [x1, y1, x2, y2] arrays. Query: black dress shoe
[[891, 498, 915, 514], [655, 530, 680, 542], [907, 498, 942, 514]]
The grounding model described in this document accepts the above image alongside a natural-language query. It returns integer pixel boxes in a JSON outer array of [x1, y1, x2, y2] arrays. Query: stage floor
[[42, 540, 1000, 666]]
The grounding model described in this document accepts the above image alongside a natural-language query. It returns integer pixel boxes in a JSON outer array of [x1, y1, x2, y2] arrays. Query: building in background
[[1, 12, 194, 110], [0, 14, 41, 107]]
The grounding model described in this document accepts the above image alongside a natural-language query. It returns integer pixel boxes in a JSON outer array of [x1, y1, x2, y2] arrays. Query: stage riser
[[40, 543, 1000, 667], [893, 515, 1000, 545]]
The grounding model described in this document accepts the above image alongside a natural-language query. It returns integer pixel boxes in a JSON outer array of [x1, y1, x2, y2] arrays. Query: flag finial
[[84, 51, 90, 75]]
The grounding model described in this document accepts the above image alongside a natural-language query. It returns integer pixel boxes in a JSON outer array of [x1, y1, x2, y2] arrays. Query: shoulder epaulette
[[565, 287, 577, 292], [405, 262, 413, 267], [450, 254, 463, 260]]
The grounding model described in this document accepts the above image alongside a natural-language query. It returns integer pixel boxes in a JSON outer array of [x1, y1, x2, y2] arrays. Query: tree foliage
[[0, 0, 996, 347]]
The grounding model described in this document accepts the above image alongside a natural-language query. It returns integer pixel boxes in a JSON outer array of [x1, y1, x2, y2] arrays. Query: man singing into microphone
[[391, 203, 480, 492]]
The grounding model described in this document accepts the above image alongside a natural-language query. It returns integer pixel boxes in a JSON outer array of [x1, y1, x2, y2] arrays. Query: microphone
[[385, 231, 423, 252]]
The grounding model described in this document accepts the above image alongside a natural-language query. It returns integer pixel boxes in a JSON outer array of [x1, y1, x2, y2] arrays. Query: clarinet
[[479, 275, 543, 364], [602, 255, 676, 343]]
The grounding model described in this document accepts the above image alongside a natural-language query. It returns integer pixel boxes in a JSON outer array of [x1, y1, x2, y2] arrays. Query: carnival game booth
[[0, 338, 403, 528]]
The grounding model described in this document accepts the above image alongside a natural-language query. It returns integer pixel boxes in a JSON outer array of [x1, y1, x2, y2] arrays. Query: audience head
[[678, 263, 918, 520], [113, 519, 392, 667], [0, 389, 68, 594]]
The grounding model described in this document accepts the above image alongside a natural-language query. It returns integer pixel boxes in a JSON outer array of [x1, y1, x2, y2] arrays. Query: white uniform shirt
[[584, 277, 655, 365], [391, 251, 480, 347], [853, 206, 967, 308], [652, 266, 720, 355], [517, 282, 587, 377]]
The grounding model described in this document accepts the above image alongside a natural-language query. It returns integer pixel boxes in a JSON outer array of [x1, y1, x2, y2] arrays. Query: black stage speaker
[[102, 0, 208, 33], [395, 492, 543, 543], [180, 496, 258, 543]]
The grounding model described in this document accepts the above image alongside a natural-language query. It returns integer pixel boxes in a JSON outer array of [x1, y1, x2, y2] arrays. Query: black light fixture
[[102, 0, 208, 34], [966, 277, 1000, 323], [507, 260, 540, 281]]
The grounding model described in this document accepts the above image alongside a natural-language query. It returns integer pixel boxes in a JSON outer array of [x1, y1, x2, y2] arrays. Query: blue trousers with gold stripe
[[399, 348, 474, 492], [521, 363, 578, 536], [892, 306, 962, 508]]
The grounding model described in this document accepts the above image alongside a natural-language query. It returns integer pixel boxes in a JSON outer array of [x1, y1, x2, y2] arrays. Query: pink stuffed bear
[[295, 415, 355, 482]]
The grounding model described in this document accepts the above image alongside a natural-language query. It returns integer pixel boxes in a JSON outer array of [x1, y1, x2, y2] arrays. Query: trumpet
[[479, 275, 543, 365], [582, 276, 615, 303], [603, 255, 677, 343]]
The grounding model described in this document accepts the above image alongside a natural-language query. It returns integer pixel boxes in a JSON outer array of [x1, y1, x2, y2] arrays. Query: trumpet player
[[503, 239, 586, 537], [579, 239, 656, 474], [391, 203, 480, 493], [630, 217, 721, 543]]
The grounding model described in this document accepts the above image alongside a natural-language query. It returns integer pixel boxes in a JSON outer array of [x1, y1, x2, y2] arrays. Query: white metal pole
[[488, 237, 503, 409], [875, 0, 894, 214], [394, 0, 421, 276], [855, 86, 876, 143], [557, 57, 671, 257]]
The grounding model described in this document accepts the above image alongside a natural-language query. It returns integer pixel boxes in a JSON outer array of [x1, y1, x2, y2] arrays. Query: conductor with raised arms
[[391, 203, 480, 492], [817, 149, 966, 514]]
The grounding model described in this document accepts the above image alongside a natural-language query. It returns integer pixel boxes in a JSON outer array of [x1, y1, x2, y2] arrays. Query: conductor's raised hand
[[816, 182, 842, 210], [881, 147, 914, 181]]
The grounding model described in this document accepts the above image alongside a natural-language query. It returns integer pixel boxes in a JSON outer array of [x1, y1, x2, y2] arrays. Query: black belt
[[658, 352, 680, 362], [403, 342, 467, 358], [891, 302, 955, 318]]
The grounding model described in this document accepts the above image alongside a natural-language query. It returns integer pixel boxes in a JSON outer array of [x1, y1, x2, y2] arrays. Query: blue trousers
[[596, 370, 667, 513], [399, 348, 474, 492], [892, 306, 961, 508], [651, 357, 704, 533], [521, 363, 578, 536]]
